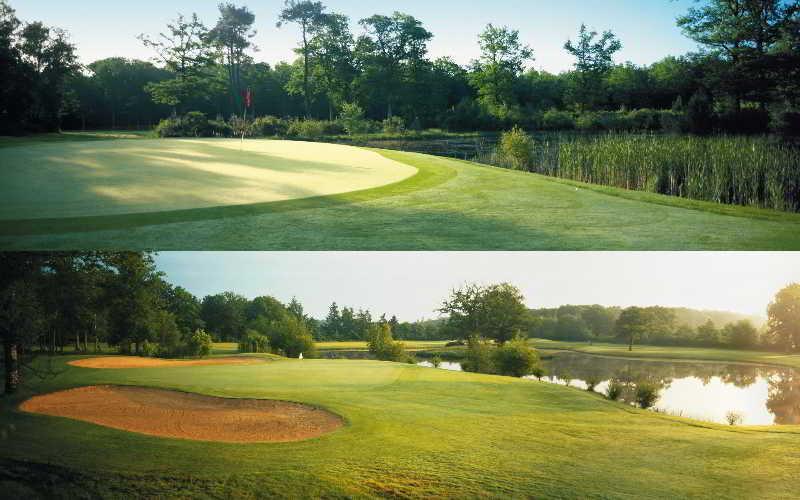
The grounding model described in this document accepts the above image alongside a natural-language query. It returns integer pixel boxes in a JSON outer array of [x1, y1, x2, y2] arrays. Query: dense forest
[[1, 0, 799, 135]]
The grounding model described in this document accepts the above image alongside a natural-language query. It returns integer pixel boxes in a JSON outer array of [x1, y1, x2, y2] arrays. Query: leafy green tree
[[478, 283, 528, 344], [187, 329, 213, 357], [356, 12, 432, 118], [200, 292, 248, 341], [162, 285, 204, 336], [270, 314, 316, 357], [767, 283, 800, 352], [724, 320, 759, 349], [696, 319, 721, 346], [615, 307, 650, 351], [470, 24, 533, 108], [139, 13, 215, 110], [564, 24, 622, 110], [320, 301, 342, 340], [207, 3, 256, 115], [367, 322, 406, 361], [278, 1, 330, 118]]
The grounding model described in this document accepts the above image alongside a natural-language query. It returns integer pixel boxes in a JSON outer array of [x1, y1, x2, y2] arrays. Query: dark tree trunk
[[4, 340, 20, 395]]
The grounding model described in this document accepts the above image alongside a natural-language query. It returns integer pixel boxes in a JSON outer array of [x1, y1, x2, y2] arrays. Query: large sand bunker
[[20, 386, 344, 443], [69, 356, 264, 369]]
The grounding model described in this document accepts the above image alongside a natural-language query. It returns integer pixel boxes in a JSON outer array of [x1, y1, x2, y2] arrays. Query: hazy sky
[[154, 252, 800, 320], [12, 0, 700, 73]]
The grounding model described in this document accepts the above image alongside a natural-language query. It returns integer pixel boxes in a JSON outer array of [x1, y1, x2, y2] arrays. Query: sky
[[154, 252, 800, 321], [12, 0, 700, 73]]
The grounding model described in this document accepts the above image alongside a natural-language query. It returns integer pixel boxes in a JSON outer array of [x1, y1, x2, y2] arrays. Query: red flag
[[241, 88, 253, 109]]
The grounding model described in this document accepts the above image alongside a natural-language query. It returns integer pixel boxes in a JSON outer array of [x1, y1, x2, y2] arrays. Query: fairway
[[0, 139, 416, 218], [2, 356, 798, 498], [2, 136, 800, 250]]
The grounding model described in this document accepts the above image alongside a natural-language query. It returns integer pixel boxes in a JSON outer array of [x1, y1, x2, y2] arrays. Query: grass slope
[[530, 339, 800, 370], [1, 356, 799, 498], [2, 136, 800, 249]]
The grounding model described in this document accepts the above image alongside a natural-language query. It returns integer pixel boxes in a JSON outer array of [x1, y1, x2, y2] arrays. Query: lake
[[418, 351, 800, 426]]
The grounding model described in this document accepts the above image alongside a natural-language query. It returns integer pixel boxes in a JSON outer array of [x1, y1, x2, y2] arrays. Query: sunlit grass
[[1, 356, 798, 498]]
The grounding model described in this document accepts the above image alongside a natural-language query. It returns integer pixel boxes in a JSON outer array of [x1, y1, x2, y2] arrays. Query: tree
[[310, 12, 356, 119], [492, 337, 540, 377], [440, 283, 528, 344], [200, 292, 247, 341], [564, 24, 622, 110], [139, 13, 215, 110], [724, 320, 759, 349], [439, 283, 485, 339], [767, 283, 800, 352], [615, 307, 650, 351], [207, 3, 256, 116], [163, 285, 204, 336], [0, 253, 47, 394], [367, 322, 405, 361], [470, 24, 533, 108], [356, 12, 432, 118], [695, 319, 721, 346], [278, 1, 329, 118], [321, 302, 342, 340]]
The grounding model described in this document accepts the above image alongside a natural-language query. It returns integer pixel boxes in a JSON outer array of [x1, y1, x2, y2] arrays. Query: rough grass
[[1, 356, 798, 498], [2, 136, 800, 249]]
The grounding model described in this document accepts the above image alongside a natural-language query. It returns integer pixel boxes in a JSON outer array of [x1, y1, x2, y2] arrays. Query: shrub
[[659, 110, 688, 134], [498, 126, 535, 170], [774, 111, 800, 137], [430, 354, 442, 368], [461, 335, 495, 374], [491, 338, 540, 378], [154, 112, 233, 138], [686, 91, 714, 135], [286, 119, 345, 138], [187, 329, 213, 358], [209, 119, 234, 137], [269, 315, 316, 358], [725, 410, 744, 426], [382, 116, 406, 134], [585, 375, 601, 392], [250, 116, 288, 137], [605, 379, 624, 401], [442, 98, 498, 132], [530, 365, 545, 380], [540, 109, 575, 130], [338, 102, 375, 135], [239, 330, 270, 353], [367, 323, 407, 362], [717, 108, 770, 135], [140, 339, 158, 357], [627, 109, 662, 131], [634, 382, 659, 409]]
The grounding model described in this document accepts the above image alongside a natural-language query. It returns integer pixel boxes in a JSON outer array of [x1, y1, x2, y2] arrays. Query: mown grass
[[1, 355, 799, 498], [529, 338, 800, 370], [3, 137, 800, 250]]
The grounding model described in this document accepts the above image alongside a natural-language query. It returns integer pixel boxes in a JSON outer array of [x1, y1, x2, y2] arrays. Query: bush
[[659, 110, 688, 134], [774, 111, 800, 137], [686, 91, 714, 135], [717, 108, 770, 135], [338, 102, 375, 135], [430, 354, 442, 368], [498, 126, 535, 170], [441, 98, 498, 132], [605, 379, 624, 401], [634, 382, 659, 409], [239, 330, 270, 353], [154, 112, 233, 138], [269, 315, 316, 358], [187, 329, 213, 358], [367, 323, 407, 362], [250, 116, 288, 137], [140, 339, 158, 357], [461, 336, 495, 374], [491, 338, 540, 378], [286, 119, 345, 138], [382, 116, 406, 134], [540, 109, 575, 130]]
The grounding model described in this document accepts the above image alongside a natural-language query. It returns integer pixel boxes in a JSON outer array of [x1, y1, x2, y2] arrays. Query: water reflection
[[418, 352, 800, 426]]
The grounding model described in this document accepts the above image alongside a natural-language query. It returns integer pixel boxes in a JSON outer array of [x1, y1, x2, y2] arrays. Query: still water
[[418, 352, 800, 426]]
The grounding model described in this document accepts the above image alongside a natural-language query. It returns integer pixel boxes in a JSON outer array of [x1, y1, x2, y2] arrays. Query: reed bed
[[485, 134, 800, 212]]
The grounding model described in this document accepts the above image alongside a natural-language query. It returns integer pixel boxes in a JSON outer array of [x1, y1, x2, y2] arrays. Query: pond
[[418, 352, 800, 426]]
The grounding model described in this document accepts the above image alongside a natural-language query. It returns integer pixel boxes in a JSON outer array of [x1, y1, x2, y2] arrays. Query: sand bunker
[[69, 356, 264, 369], [20, 386, 344, 443]]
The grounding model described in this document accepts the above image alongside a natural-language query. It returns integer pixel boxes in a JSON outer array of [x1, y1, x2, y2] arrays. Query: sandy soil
[[20, 385, 344, 443], [68, 356, 265, 369]]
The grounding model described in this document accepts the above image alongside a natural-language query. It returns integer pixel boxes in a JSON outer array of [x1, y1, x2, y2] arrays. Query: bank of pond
[[326, 349, 799, 426]]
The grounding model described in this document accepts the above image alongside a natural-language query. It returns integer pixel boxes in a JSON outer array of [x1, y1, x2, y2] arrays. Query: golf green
[[2, 136, 800, 250]]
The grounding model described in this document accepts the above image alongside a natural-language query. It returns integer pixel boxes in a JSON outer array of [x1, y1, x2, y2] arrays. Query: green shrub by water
[[532, 134, 800, 212]]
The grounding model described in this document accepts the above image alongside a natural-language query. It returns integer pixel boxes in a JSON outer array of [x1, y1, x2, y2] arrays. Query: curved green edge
[[0, 149, 457, 237]]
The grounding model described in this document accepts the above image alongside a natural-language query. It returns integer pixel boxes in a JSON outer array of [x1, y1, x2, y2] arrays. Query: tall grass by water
[[499, 134, 800, 212]]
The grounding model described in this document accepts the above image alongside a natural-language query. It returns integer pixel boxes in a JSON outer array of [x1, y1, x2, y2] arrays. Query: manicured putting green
[[0, 139, 416, 219]]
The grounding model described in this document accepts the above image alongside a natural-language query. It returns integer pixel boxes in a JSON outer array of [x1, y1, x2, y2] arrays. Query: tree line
[[2, 0, 798, 134]]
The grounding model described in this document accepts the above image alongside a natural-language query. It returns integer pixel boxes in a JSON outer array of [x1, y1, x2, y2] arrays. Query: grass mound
[[20, 385, 344, 443]]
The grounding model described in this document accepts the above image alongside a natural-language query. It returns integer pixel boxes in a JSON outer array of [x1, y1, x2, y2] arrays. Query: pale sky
[[154, 252, 800, 321], [11, 0, 700, 73]]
